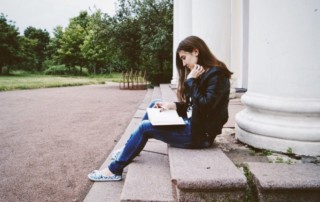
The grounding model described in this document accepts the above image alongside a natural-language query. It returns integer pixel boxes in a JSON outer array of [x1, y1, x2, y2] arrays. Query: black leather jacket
[[175, 67, 230, 147]]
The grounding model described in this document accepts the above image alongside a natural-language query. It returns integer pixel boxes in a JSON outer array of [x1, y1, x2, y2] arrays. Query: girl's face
[[178, 49, 199, 70]]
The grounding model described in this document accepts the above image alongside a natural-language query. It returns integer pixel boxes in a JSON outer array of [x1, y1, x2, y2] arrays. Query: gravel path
[[0, 83, 147, 202]]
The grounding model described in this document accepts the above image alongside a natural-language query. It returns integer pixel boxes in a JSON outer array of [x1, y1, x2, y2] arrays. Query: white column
[[230, 0, 249, 89], [236, 0, 320, 156], [172, 0, 233, 88], [171, 0, 192, 86], [191, 0, 236, 98], [191, 0, 231, 68]]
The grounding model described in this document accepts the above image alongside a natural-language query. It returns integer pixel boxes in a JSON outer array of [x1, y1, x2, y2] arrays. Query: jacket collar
[[199, 67, 219, 85]]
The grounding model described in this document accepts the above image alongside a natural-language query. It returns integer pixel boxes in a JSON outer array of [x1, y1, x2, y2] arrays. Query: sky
[[1, 0, 117, 35]]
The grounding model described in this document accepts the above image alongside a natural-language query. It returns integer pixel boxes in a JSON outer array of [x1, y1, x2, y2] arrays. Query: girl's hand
[[187, 64, 205, 79], [153, 102, 176, 112]]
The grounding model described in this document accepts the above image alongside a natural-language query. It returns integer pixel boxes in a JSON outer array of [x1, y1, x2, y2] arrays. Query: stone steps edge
[[83, 88, 153, 202]]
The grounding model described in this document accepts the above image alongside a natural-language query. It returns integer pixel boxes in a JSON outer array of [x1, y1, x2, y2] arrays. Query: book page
[[147, 108, 185, 126]]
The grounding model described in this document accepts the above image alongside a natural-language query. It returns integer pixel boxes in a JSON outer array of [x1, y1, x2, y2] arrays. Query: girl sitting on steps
[[88, 35, 233, 181]]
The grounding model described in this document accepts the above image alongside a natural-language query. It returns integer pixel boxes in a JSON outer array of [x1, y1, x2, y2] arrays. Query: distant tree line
[[0, 0, 173, 84]]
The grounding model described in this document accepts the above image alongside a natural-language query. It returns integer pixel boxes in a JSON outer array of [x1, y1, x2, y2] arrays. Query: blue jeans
[[108, 100, 192, 175]]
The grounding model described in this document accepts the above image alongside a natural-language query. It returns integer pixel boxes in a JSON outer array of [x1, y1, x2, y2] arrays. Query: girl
[[88, 36, 233, 181]]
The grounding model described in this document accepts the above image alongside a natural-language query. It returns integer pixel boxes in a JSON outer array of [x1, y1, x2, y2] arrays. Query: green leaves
[[1, 0, 173, 81], [0, 13, 20, 74], [112, 0, 173, 84], [22, 27, 50, 71]]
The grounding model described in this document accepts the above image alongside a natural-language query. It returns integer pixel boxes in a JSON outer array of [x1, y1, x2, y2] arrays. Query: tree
[[111, 0, 173, 84], [17, 36, 38, 72], [136, 0, 173, 84], [0, 13, 20, 75], [81, 10, 111, 74], [45, 26, 64, 67], [111, 16, 142, 70], [56, 11, 89, 71], [14, 27, 51, 72], [22, 27, 50, 71]]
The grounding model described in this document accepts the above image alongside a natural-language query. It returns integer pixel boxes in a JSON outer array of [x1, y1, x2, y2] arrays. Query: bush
[[147, 71, 172, 85], [44, 65, 69, 75], [44, 65, 89, 76], [42, 59, 56, 70], [73, 66, 89, 76]]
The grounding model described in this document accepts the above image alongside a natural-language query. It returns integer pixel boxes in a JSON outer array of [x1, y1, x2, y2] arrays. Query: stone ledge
[[169, 146, 247, 201], [247, 162, 320, 202], [143, 139, 168, 155], [138, 89, 153, 110], [120, 151, 174, 202], [160, 84, 177, 102], [152, 86, 162, 100]]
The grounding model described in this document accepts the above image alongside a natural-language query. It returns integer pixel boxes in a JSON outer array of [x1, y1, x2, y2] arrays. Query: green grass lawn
[[0, 73, 122, 91]]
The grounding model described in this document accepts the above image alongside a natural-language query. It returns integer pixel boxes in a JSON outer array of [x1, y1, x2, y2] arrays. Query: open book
[[147, 108, 186, 126]]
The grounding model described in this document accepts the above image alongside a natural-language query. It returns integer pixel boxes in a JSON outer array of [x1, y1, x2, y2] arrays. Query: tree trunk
[[93, 65, 97, 74], [6, 66, 11, 75]]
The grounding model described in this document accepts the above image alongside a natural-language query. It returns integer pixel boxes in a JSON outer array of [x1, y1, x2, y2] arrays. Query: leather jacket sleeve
[[184, 71, 227, 115], [175, 102, 188, 117]]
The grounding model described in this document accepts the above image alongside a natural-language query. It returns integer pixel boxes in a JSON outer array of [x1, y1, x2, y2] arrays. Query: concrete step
[[119, 85, 175, 202], [120, 151, 174, 202], [138, 88, 154, 110], [162, 83, 247, 201], [160, 84, 178, 102], [247, 162, 320, 202], [134, 88, 153, 118], [104, 84, 173, 202], [84, 88, 153, 202], [169, 146, 247, 201], [152, 86, 162, 100]]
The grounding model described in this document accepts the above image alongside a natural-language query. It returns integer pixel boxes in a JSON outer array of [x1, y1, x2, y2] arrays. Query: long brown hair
[[176, 36, 233, 101]]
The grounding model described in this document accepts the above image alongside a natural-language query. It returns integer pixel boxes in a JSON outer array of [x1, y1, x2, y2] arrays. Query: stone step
[[84, 88, 153, 202], [247, 162, 320, 202], [119, 85, 175, 202], [161, 83, 247, 201], [138, 88, 154, 110], [152, 86, 162, 100], [134, 88, 153, 118], [169, 146, 247, 201], [120, 151, 174, 202], [120, 86, 172, 201], [160, 84, 178, 102]]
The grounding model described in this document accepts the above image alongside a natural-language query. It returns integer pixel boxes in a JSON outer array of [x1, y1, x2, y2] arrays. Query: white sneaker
[[88, 170, 122, 182]]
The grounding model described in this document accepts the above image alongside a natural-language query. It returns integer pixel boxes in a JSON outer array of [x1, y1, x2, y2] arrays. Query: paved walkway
[[0, 83, 147, 202]]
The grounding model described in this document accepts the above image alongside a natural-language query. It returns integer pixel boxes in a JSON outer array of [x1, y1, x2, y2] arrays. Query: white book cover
[[147, 108, 186, 126]]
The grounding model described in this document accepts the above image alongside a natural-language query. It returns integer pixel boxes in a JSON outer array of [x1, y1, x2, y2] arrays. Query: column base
[[235, 93, 320, 156], [236, 124, 320, 156]]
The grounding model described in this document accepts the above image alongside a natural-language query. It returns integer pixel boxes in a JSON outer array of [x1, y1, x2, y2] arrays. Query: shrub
[[44, 65, 89, 76], [42, 59, 56, 70], [44, 65, 69, 75], [73, 66, 89, 76]]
